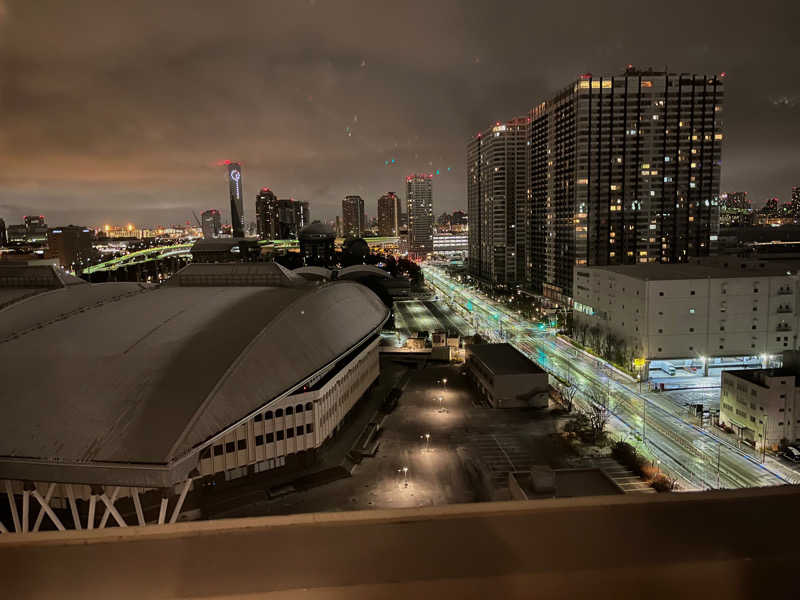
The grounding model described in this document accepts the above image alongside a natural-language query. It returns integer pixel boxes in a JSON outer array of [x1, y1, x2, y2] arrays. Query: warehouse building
[[719, 351, 800, 450], [572, 258, 799, 377], [465, 343, 550, 408], [0, 263, 388, 533]]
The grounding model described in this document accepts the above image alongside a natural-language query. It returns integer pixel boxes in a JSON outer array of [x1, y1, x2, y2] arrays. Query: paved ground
[[218, 362, 577, 518], [394, 299, 471, 338]]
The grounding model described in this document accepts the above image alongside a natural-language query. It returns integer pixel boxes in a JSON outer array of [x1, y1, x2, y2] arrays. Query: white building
[[720, 354, 800, 450], [572, 258, 800, 372], [0, 263, 388, 533]]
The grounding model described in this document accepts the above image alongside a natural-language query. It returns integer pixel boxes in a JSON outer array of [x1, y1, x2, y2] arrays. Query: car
[[783, 447, 800, 463], [663, 365, 676, 376]]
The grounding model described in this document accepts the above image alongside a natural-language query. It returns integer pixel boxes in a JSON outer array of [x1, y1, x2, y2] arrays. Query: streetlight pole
[[403, 466, 409, 488]]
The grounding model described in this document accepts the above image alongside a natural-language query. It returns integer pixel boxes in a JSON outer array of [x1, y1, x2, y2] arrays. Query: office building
[[720, 352, 800, 450], [342, 195, 366, 237], [299, 221, 337, 266], [467, 117, 529, 286], [47, 225, 94, 269], [451, 210, 468, 228], [572, 258, 799, 373], [432, 232, 468, 254], [377, 192, 402, 236], [406, 174, 434, 257], [226, 161, 245, 238], [525, 68, 724, 302], [201, 209, 222, 239], [0, 218, 6, 247]]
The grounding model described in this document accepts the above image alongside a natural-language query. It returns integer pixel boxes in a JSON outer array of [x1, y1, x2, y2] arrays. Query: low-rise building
[[572, 258, 800, 374], [465, 343, 550, 408], [720, 353, 800, 450]]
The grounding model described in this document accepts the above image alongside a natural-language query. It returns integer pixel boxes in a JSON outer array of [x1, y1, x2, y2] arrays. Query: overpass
[[82, 237, 401, 276]]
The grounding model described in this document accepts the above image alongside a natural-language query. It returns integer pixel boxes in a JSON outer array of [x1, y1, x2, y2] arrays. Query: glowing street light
[[402, 466, 409, 487], [421, 432, 431, 452]]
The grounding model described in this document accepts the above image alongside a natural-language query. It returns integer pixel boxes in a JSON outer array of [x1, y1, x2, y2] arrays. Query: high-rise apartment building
[[201, 209, 222, 239], [527, 68, 724, 301], [406, 174, 434, 257], [377, 192, 402, 236], [467, 117, 529, 286], [226, 161, 245, 238], [255, 188, 279, 239], [0, 218, 6, 247], [256, 190, 309, 239], [342, 195, 366, 237]]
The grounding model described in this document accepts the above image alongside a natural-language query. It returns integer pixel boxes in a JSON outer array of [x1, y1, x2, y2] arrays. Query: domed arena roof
[[0, 275, 388, 487]]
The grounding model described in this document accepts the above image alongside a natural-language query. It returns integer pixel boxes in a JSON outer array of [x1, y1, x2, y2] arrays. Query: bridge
[[81, 236, 400, 278]]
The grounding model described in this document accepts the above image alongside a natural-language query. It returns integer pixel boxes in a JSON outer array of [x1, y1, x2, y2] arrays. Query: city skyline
[[1, 1, 798, 226]]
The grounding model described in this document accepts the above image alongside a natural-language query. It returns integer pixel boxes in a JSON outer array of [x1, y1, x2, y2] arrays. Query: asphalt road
[[423, 266, 798, 490]]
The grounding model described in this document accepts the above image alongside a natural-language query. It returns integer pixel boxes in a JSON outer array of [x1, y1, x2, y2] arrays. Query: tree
[[558, 377, 578, 413], [586, 388, 613, 445]]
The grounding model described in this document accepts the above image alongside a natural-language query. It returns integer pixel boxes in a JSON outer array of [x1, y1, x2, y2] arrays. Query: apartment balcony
[[776, 306, 793, 314], [777, 287, 793, 296], [776, 324, 792, 332]]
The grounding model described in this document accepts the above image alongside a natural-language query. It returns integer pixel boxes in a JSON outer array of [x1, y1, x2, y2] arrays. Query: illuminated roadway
[[82, 236, 400, 275], [423, 265, 794, 490]]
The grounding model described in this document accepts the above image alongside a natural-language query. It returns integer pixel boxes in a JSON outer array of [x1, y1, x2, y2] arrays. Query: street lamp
[[403, 466, 409, 487], [656, 459, 661, 475], [438, 396, 444, 412], [423, 433, 431, 452]]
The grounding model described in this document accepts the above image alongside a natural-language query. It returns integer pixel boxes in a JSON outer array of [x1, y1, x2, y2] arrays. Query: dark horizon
[[1, 0, 798, 227]]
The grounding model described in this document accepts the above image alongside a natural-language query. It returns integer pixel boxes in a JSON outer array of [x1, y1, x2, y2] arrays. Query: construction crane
[[191, 210, 202, 227]]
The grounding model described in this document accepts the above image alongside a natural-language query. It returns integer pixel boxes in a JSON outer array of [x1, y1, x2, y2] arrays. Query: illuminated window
[[641, 81, 653, 88], [579, 81, 590, 89], [715, 133, 723, 140], [602, 80, 612, 88]]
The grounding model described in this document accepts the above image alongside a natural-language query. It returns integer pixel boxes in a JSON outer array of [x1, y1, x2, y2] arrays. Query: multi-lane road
[[423, 265, 800, 490]]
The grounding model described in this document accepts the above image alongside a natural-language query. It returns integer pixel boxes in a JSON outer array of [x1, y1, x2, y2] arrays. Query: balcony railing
[[776, 324, 792, 332], [777, 287, 793, 296]]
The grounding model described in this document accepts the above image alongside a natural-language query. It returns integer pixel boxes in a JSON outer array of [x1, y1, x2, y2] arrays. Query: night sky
[[1, 0, 797, 227]]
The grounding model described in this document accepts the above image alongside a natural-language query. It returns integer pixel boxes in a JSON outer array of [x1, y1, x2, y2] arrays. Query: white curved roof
[[293, 266, 333, 280], [0, 280, 388, 487], [338, 264, 392, 279]]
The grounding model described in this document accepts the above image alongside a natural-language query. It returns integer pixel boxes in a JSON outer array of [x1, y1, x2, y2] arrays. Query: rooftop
[[0, 273, 388, 486], [467, 343, 545, 376], [724, 368, 800, 388], [585, 260, 800, 281]]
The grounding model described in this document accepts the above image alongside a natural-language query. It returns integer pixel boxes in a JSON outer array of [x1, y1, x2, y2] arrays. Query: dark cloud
[[0, 0, 798, 227]]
